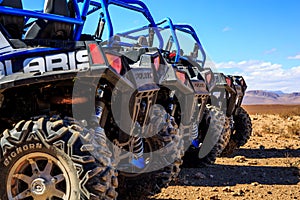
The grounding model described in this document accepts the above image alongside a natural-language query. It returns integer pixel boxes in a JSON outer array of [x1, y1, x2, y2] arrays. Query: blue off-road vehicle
[[0, 0, 183, 199], [125, 16, 251, 167], [212, 74, 252, 157], [154, 19, 252, 162], [152, 18, 230, 166], [92, 0, 186, 199], [119, 17, 234, 167]]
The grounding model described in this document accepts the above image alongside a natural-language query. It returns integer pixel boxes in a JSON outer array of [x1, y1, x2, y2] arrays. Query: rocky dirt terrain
[[150, 105, 300, 200]]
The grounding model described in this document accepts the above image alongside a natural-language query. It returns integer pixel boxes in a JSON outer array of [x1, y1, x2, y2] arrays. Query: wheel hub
[[7, 153, 71, 199], [31, 178, 46, 195]]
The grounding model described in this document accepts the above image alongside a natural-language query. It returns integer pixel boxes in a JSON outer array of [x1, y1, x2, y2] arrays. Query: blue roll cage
[[157, 17, 206, 66], [118, 17, 207, 68], [0, 0, 163, 48]]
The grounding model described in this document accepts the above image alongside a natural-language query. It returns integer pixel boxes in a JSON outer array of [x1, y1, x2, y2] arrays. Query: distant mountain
[[243, 90, 300, 105], [266, 90, 285, 95], [287, 92, 300, 97], [246, 90, 280, 99]]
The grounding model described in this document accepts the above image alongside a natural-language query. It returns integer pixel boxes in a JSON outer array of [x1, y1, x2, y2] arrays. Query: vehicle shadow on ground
[[177, 164, 299, 187], [148, 147, 300, 199], [149, 163, 299, 199], [175, 147, 300, 187], [228, 147, 300, 159]]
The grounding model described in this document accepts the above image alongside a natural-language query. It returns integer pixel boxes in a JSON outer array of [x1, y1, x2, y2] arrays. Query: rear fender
[[161, 66, 195, 126]]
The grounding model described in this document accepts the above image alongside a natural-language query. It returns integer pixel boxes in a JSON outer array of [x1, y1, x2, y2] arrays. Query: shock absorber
[[91, 86, 105, 126], [191, 100, 201, 147], [130, 135, 145, 169], [132, 136, 144, 159], [130, 121, 145, 169], [191, 121, 199, 140]]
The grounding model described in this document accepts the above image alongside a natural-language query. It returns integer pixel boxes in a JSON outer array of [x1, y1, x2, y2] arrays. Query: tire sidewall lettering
[[3, 143, 43, 167]]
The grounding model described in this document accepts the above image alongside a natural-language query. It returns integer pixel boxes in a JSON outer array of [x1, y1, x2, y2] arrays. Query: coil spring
[[132, 136, 144, 159], [191, 121, 199, 140]]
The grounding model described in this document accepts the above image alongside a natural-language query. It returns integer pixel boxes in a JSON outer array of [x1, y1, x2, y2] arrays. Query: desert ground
[[150, 105, 300, 200]]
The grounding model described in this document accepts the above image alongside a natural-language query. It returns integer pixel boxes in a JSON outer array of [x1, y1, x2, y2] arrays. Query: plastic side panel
[[0, 31, 13, 54]]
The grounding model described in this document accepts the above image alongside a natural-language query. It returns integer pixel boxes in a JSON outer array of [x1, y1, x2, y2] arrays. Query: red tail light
[[88, 43, 105, 65], [106, 54, 122, 74], [154, 56, 160, 71], [205, 73, 212, 84], [240, 79, 244, 86], [225, 77, 232, 86], [176, 71, 186, 84]]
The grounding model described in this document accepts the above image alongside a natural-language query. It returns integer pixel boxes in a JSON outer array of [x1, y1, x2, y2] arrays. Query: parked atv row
[[0, 0, 252, 199], [153, 19, 253, 166], [118, 17, 252, 167]]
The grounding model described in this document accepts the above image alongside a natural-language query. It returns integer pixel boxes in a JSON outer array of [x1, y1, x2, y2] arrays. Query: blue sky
[[23, 0, 300, 92], [142, 0, 300, 93]]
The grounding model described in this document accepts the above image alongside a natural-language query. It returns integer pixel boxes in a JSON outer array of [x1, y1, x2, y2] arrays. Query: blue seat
[[0, 0, 24, 39], [25, 0, 73, 40]]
